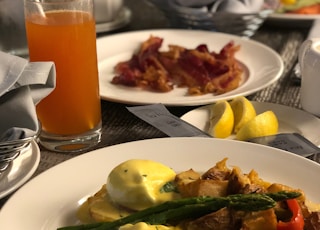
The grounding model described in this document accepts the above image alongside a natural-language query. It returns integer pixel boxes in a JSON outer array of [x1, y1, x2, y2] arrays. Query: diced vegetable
[[277, 199, 304, 230]]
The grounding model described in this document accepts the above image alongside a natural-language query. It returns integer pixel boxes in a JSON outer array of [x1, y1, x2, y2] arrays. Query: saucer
[[96, 7, 131, 33], [181, 101, 320, 146], [0, 140, 40, 199]]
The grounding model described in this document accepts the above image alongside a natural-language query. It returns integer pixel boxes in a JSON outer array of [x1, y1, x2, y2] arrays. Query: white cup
[[299, 38, 320, 116], [93, 0, 123, 23]]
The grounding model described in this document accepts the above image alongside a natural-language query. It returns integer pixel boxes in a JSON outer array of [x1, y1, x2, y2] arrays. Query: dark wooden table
[[0, 0, 312, 208]]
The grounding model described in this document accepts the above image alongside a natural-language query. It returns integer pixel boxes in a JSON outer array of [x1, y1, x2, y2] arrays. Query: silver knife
[[248, 133, 320, 163]]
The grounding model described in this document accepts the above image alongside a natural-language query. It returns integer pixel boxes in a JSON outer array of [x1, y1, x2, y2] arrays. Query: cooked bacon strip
[[111, 35, 243, 95]]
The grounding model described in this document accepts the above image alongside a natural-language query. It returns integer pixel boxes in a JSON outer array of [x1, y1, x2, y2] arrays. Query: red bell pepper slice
[[277, 199, 304, 230]]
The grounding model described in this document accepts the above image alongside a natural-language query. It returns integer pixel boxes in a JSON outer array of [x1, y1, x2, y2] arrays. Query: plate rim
[[96, 29, 284, 106], [0, 137, 319, 229]]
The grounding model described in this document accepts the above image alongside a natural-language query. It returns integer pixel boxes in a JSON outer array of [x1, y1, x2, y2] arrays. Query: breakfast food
[[106, 159, 179, 211], [208, 97, 279, 140], [59, 158, 320, 230], [277, 0, 320, 14], [111, 35, 243, 96], [76, 159, 180, 223]]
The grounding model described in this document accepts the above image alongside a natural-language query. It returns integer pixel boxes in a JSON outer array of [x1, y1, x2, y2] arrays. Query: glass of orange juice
[[24, 0, 102, 152]]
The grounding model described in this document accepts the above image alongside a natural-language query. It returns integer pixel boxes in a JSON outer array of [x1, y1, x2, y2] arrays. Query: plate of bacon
[[96, 29, 284, 106]]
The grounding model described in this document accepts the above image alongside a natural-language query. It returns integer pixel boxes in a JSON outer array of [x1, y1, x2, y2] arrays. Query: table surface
[[0, 0, 314, 208]]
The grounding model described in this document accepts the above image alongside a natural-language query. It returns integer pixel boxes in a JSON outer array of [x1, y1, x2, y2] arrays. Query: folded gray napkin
[[0, 51, 56, 142], [175, 0, 275, 13]]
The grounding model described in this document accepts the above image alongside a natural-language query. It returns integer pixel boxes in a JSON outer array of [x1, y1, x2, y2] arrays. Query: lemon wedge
[[208, 100, 234, 138], [229, 96, 257, 134], [236, 111, 279, 141]]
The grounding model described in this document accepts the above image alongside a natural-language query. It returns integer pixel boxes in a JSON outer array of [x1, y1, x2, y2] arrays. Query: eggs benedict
[[77, 159, 180, 223]]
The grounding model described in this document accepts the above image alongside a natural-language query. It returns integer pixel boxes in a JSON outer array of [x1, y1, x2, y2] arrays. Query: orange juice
[[25, 10, 101, 135]]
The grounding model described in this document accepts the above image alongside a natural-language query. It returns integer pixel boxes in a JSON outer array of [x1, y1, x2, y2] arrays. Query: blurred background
[[0, 0, 314, 58]]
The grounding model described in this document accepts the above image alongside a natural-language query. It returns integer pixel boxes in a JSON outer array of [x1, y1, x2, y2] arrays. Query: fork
[[0, 136, 34, 173]]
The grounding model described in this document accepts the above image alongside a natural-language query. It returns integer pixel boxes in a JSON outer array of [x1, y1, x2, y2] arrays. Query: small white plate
[[0, 140, 40, 199], [96, 29, 284, 106], [0, 137, 319, 229], [95, 7, 131, 33], [181, 101, 320, 146]]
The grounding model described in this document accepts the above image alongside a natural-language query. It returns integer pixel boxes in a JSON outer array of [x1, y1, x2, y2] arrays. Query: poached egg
[[106, 159, 179, 211]]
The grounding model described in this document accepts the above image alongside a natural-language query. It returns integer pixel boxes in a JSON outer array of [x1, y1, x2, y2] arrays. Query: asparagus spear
[[265, 190, 302, 201], [57, 191, 301, 230], [58, 196, 222, 230]]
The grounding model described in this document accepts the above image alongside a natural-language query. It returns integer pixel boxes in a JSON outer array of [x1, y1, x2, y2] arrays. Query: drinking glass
[[24, 0, 102, 152]]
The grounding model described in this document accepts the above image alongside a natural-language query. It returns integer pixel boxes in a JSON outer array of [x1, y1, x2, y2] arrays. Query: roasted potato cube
[[241, 208, 277, 230], [178, 178, 228, 197]]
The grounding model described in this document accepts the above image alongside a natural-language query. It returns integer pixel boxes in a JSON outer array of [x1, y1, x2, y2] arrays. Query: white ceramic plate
[[0, 140, 40, 199], [0, 137, 319, 230], [96, 29, 284, 106], [181, 101, 320, 145], [95, 7, 131, 33]]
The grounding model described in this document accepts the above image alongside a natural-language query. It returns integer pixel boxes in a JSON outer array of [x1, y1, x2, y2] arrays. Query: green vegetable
[[159, 181, 178, 193], [57, 191, 301, 230], [265, 191, 301, 202]]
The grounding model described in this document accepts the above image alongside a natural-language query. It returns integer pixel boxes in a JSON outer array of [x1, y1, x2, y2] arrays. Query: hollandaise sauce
[[106, 159, 180, 211]]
